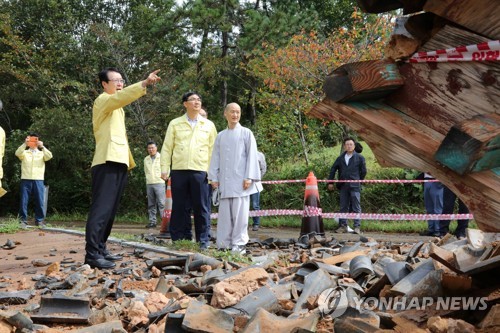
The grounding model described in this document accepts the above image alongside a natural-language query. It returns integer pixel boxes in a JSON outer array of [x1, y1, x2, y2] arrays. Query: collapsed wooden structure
[[309, 0, 499, 231]]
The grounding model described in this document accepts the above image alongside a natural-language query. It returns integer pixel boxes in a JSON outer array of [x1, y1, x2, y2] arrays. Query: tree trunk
[[220, 31, 229, 109]]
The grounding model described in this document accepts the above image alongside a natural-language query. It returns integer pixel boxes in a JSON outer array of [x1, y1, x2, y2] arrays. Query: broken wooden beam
[[356, 0, 426, 15], [323, 59, 404, 102], [308, 98, 500, 231], [424, 0, 500, 40], [316, 249, 370, 266], [434, 113, 500, 175], [385, 25, 500, 136], [429, 243, 462, 274], [461, 254, 500, 275]]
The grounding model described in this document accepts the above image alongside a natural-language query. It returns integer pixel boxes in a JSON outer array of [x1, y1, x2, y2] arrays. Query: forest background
[[0, 0, 424, 220]]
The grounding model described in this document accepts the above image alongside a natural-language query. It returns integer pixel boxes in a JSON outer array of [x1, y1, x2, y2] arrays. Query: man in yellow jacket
[[85, 67, 160, 269], [144, 141, 165, 229], [15, 133, 53, 228], [160, 92, 217, 250]]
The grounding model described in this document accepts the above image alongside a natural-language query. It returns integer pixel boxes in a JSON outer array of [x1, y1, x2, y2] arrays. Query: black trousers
[[439, 186, 469, 237], [85, 162, 128, 259], [169, 170, 209, 245]]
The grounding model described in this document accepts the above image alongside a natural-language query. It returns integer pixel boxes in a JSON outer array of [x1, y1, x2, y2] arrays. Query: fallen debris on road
[[0, 228, 499, 332]]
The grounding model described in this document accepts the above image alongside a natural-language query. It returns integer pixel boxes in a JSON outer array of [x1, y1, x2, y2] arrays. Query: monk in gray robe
[[208, 103, 262, 253]]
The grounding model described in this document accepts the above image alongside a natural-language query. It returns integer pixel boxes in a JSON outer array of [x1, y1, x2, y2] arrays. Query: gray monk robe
[[208, 123, 263, 249]]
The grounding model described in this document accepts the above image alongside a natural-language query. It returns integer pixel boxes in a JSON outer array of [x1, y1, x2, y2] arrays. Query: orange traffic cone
[[300, 171, 325, 237], [158, 178, 172, 238]]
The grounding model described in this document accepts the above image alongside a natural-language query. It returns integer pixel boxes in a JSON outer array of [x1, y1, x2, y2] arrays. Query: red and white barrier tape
[[408, 40, 499, 63], [262, 179, 439, 184], [303, 205, 322, 217], [321, 212, 474, 221], [205, 209, 473, 220], [163, 178, 472, 220]]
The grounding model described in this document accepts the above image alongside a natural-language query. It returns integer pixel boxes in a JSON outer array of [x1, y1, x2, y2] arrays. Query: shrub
[[260, 144, 423, 215]]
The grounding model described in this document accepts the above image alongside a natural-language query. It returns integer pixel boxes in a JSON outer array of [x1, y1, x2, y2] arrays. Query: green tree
[[247, 12, 393, 164], [0, 0, 190, 215]]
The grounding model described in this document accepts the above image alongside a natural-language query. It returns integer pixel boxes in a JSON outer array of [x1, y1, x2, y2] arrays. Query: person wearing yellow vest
[[160, 92, 217, 250], [15, 133, 53, 228], [85, 67, 160, 270], [144, 141, 165, 229]]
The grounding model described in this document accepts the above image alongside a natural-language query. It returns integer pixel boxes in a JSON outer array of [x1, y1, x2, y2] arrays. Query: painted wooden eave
[[309, 99, 500, 232]]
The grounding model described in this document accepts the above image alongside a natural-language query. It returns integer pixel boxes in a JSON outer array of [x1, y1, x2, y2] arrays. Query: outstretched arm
[[141, 70, 161, 88]]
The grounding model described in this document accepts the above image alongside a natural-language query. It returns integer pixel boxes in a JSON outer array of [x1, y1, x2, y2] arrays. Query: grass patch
[[109, 232, 139, 242], [166, 240, 251, 263], [0, 218, 23, 233], [207, 249, 252, 264], [257, 216, 476, 234], [48, 212, 147, 225], [169, 239, 202, 252], [48, 212, 87, 222]]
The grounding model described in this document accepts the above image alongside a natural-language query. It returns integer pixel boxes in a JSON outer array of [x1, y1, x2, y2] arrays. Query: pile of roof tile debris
[[0, 229, 499, 332]]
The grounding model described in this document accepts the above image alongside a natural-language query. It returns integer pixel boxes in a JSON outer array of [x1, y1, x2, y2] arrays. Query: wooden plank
[[403, 12, 444, 44], [429, 243, 462, 274], [316, 249, 370, 265], [489, 243, 500, 259], [424, 0, 500, 40], [308, 98, 500, 232], [356, 0, 426, 14], [441, 272, 472, 293], [385, 25, 500, 136], [435, 114, 500, 174], [453, 246, 480, 271], [355, 0, 402, 13], [323, 59, 404, 102], [461, 254, 500, 275]]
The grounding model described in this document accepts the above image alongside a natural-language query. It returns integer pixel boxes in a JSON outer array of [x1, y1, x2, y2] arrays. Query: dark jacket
[[328, 152, 367, 190]]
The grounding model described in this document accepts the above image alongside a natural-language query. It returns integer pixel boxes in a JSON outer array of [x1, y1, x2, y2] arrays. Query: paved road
[[53, 221, 435, 244]]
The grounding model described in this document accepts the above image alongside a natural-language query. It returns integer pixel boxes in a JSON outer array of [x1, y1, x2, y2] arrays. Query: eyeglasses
[[187, 97, 202, 102], [109, 79, 125, 84]]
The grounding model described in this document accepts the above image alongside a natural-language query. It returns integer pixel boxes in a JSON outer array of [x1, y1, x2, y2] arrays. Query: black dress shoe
[[84, 258, 116, 269], [419, 230, 439, 237], [103, 252, 123, 261]]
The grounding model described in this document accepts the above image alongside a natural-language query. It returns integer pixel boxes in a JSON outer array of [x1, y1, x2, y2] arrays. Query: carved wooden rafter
[[309, 99, 500, 231]]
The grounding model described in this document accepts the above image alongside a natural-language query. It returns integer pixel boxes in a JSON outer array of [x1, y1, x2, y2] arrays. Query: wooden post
[[435, 114, 500, 174], [355, 0, 426, 14], [424, 0, 500, 40], [309, 98, 500, 232], [323, 59, 404, 102]]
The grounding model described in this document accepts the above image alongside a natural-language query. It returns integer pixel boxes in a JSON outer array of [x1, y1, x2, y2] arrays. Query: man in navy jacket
[[327, 138, 367, 234]]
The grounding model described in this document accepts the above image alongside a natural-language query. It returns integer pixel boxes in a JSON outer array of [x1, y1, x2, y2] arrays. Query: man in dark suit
[[327, 138, 367, 234]]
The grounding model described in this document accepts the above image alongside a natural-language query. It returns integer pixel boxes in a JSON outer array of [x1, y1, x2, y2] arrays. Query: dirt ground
[[1, 224, 433, 277], [0, 225, 436, 331]]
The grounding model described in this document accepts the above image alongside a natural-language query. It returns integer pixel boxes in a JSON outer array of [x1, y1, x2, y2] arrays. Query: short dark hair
[[182, 91, 201, 103], [147, 141, 156, 147], [98, 67, 121, 83], [343, 137, 355, 144], [28, 132, 39, 138]]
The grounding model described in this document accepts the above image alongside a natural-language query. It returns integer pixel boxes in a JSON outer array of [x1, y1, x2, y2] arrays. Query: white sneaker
[[231, 245, 246, 255]]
